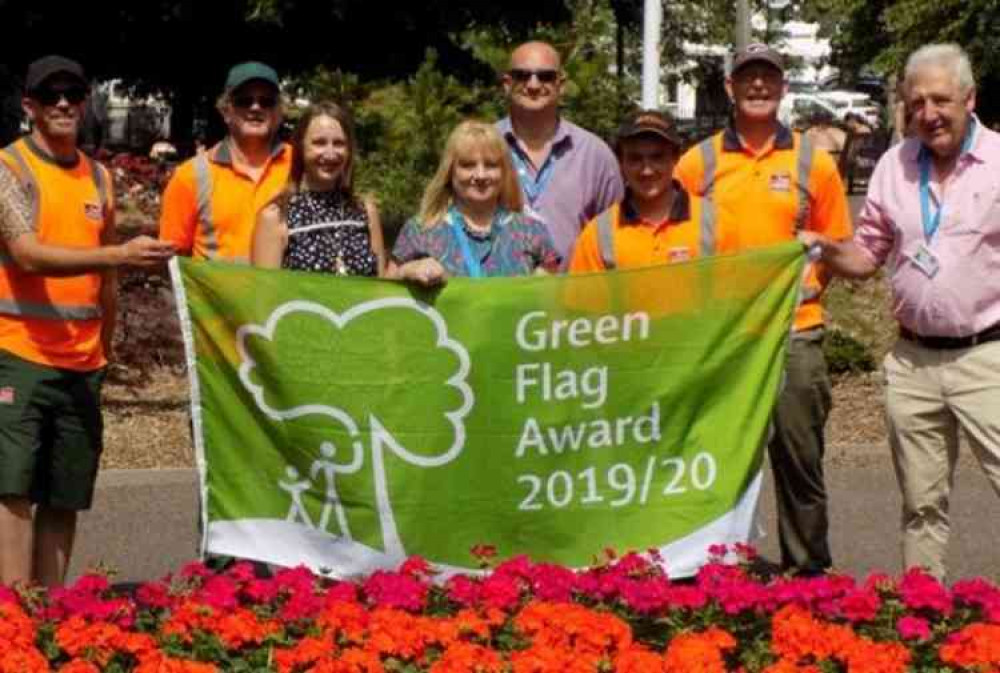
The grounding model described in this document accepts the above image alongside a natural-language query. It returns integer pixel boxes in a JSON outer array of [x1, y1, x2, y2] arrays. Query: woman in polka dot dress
[[251, 101, 385, 276]]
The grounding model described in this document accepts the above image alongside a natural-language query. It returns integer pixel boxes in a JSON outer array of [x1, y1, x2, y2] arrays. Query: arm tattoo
[[0, 164, 33, 243]]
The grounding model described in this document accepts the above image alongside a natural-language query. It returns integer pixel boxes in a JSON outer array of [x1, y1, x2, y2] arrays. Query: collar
[[500, 116, 573, 154], [23, 135, 81, 169], [211, 136, 286, 166], [722, 122, 794, 153], [621, 182, 691, 224]]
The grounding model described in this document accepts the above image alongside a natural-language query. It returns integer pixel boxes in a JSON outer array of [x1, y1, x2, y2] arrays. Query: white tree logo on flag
[[235, 298, 473, 564]]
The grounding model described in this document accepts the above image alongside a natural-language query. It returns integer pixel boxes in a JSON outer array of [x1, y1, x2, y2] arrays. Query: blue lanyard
[[510, 148, 556, 206], [448, 206, 502, 278], [919, 119, 977, 243]]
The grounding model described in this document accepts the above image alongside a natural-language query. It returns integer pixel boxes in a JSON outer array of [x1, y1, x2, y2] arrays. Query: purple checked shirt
[[497, 117, 624, 268], [855, 120, 1000, 337]]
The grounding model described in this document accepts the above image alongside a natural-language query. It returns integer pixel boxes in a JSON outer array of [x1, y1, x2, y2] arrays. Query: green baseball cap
[[225, 61, 279, 90]]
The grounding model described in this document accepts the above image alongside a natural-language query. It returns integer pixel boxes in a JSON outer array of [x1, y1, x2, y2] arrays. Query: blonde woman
[[252, 101, 386, 276], [391, 120, 560, 285]]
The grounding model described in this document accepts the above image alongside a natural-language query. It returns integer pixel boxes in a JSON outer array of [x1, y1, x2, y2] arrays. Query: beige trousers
[[884, 338, 1000, 580]]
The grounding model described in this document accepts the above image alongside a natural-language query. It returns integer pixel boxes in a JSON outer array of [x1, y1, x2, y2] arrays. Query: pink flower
[[0, 585, 18, 605], [445, 575, 482, 608], [198, 575, 240, 610], [226, 561, 257, 583], [325, 582, 359, 604], [135, 581, 173, 609], [362, 570, 428, 612], [481, 573, 521, 611], [399, 556, 433, 579], [529, 563, 577, 602], [837, 588, 881, 623], [178, 560, 213, 579], [899, 568, 953, 616], [897, 615, 932, 641]]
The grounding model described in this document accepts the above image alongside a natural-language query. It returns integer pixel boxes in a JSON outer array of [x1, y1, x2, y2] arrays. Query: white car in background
[[778, 93, 841, 128], [816, 91, 881, 128]]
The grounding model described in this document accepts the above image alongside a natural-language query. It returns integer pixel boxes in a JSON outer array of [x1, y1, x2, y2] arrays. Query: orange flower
[[841, 637, 910, 673], [54, 617, 127, 666], [318, 600, 371, 644], [762, 661, 822, 673], [57, 660, 101, 673], [615, 646, 667, 673], [0, 647, 50, 673], [430, 642, 504, 672], [133, 652, 220, 673], [162, 601, 280, 649], [306, 647, 385, 672], [274, 635, 336, 673], [0, 602, 38, 650], [514, 601, 633, 658], [941, 624, 1000, 669], [663, 627, 737, 673]]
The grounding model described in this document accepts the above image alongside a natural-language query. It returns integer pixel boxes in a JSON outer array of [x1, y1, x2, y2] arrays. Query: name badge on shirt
[[911, 242, 940, 278], [667, 247, 691, 263], [769, 172, 792, 192]]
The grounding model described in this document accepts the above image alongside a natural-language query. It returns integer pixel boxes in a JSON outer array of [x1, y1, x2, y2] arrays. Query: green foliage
[[823, 328, 876, 375]]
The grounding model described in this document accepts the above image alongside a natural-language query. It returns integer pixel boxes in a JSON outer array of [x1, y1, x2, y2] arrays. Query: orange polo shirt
[[569, 186, 710, 272], [159, 138, 291, 262], [674, 125, 851, 331]]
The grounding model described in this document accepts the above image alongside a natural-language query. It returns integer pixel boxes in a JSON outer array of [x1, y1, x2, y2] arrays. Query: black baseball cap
[[25, 55, 87, 92], [616, 109, 681, 148], [731, 43, 784, 75]]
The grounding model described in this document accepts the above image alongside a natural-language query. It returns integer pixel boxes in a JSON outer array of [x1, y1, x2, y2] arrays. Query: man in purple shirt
[[802, 43, 1000, 580], [497, 41, 624, 267]]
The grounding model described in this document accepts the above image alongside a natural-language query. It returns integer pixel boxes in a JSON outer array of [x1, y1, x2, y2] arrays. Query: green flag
[[171, 243, 805, 577]]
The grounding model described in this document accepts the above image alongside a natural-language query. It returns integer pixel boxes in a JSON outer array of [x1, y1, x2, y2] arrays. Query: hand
[[402, 257, 447, 287], [796, 231, 826, 262], [117, 236, 176, 267]]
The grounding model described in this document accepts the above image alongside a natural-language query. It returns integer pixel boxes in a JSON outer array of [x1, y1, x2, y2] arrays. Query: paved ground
[[69, 447, 1000, 584]]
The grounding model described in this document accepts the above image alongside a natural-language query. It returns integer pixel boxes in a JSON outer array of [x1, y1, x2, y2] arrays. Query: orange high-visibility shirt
[[0, 138, 111, 371], [569, 187, 711, 272], [159, 138, 291, 262], [674, 125, 852, 331]]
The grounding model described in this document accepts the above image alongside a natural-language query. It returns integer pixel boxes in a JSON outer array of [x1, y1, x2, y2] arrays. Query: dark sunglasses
[[232, 93, 278, 109], [508, 68, 560, 84], [31, 86, 87, 106]]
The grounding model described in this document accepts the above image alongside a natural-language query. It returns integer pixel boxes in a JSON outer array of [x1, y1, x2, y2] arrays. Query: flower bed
[[2, 546, 999, 672]]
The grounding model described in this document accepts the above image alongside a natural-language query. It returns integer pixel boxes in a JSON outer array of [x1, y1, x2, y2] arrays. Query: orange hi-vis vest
[[0, 138, 110, 371], [675, 125, 852, 332], [158, 139, 291, 262]]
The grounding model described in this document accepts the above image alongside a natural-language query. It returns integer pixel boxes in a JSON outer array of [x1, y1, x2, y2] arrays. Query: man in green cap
[[159, 61, 291, 262]]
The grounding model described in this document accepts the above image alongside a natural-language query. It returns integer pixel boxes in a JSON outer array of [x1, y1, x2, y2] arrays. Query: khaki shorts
[[0, 350, 105, 510]]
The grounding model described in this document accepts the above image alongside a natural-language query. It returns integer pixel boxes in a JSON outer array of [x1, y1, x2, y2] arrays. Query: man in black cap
[[675, 44, 852, 576], [569, 109, 707, 272], [0, 55, 173, 587], [159, 61, 291, 262]]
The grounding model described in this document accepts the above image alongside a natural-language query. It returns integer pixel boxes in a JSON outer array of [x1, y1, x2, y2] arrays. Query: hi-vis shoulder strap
[[697, 132, 816, 251], [2, 144, 109, 226], [596, 209, 616, 271], [193, 150, 221, 258]]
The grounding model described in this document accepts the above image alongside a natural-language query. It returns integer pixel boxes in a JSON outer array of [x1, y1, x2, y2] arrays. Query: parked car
[[778, 93, 841, 129], [817, 91, 881, 128]]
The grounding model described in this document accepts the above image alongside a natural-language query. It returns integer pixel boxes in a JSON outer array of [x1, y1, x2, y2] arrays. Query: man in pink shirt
[[802, 43, 1000, 580]]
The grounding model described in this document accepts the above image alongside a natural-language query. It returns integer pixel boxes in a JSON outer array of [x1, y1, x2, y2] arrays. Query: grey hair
[[903, 43, 975, 95]]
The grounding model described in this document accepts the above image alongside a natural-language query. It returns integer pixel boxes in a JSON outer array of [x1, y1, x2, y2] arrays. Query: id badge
[[912, 242, 940, 278]]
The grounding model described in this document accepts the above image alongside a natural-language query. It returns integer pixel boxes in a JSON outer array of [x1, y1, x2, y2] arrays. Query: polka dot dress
[[282, 190, 378, 276]]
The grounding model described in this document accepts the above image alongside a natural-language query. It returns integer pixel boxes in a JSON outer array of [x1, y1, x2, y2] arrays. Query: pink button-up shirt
[[855, 120, 1000, 337]]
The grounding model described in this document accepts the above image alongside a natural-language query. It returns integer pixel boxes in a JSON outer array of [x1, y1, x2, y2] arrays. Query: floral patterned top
[[391, 209, 561, 278]]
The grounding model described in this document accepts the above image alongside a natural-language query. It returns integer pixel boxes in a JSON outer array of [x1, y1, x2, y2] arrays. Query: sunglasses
[[508, 68, 560, 84], [232, 93, 278, 110], [31, 86, 87, 106]]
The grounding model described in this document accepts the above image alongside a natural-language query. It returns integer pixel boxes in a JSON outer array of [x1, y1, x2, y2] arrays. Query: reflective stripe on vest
[[697, 139, 718, 256], [0, 143, 105, 320], [194, 151, 221, 259], [596, 209, 616, 270], [795, 134, 814, 232]]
